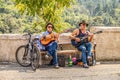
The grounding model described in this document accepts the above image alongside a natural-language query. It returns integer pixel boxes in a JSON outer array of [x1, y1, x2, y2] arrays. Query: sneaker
[[83, 63, 89, 68], [45, 54, 53, 60], [87, 56, 92, 61], [87, 56, 92, 66], [54, 65, 59, 69], [45, 54, 49, 60]]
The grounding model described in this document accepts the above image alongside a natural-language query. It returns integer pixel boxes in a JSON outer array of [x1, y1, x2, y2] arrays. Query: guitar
[[71, 30, 102, 47], [40, 32, 58, 46]]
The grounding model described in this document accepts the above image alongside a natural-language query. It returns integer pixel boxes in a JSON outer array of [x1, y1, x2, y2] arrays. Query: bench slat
[[40, 50, 79, 55]]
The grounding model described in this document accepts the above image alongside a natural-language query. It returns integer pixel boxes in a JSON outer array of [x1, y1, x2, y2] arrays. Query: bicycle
[[15, 32, 40, 71]]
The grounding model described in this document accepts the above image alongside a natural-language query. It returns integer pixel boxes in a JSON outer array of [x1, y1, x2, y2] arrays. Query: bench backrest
[[58, 33, 77, 50]]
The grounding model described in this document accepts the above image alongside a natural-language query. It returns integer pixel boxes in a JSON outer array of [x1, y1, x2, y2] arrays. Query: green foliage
[[63, 0, 120, 27], [0, 0, 120, 34], [0, 0, 19, 33], [14, 0, 75, 32], [0, 0, 34, 34]]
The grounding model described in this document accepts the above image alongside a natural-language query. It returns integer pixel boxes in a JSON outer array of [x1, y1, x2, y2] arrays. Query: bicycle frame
[[22, 33, 33, 58]]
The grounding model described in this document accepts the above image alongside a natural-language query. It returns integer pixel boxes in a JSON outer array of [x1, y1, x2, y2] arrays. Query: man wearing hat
[[70, 20, 94, 68]]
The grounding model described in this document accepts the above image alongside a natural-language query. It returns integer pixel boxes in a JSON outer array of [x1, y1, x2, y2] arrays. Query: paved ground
[[0, 62, 120, 80]]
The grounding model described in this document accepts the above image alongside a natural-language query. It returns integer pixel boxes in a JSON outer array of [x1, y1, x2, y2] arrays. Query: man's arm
[[69, 29, 80, 42], [40, 31, 52, 40], [53, 32, 59, 42], [88, 31, 94, 42]]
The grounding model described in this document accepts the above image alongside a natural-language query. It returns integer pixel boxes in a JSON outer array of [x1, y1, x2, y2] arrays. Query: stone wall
[[0, 34, 27, 62], [90, 27, 120, 61], [0, 27, 120, 62]]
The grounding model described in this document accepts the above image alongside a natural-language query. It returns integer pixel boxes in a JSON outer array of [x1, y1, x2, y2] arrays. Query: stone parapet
[[0, 27, 120, 62], [90, 27, 120, 61]]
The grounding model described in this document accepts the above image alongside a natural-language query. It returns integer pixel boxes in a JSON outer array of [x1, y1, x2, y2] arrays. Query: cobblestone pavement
[[0, 62, 120, 80]]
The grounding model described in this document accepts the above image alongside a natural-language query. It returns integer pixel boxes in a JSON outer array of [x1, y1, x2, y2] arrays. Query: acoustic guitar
[[40, 32, 58, 46], [71, 30, 102, 47]]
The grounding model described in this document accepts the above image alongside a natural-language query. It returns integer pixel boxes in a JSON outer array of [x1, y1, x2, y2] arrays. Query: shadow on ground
[[0, 62, 90, 72], [0, 62, 34, 72]]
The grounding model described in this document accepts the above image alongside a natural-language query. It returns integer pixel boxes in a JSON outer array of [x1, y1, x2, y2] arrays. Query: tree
[[14, 0, 75, 32], [0, 0, 35, 34], [64, 0, 120, 27]]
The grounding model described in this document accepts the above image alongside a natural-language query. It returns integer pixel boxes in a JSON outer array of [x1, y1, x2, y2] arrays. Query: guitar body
[[71, 39, 78, 48], [71, 39, 87, 48], [71, 30, 102, 47], [40, 33, 58, 46]]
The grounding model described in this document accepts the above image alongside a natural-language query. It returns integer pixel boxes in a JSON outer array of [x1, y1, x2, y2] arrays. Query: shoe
[[83, 63, 89, 68], [87, 56, 92, 66], [87, 56, 92, 59], [45, 54, 49, 60], [54, 65, 59, 69], [45, 54, 53, 60]]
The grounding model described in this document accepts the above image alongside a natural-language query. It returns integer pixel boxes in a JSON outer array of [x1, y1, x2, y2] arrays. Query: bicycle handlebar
[[23, 32, 33, 36]]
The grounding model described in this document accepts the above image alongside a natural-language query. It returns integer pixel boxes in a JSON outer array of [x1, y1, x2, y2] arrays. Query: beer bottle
[[68, 55, 72, 67]]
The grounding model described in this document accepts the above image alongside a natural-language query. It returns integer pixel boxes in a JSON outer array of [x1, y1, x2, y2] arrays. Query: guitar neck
[[81, 35, 89, 41], [80, 32, 99, 41]]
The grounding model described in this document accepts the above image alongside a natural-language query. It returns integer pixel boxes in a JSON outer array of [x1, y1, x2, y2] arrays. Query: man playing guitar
[[70, 20, 94, 68], [37, 22, 59, 69]]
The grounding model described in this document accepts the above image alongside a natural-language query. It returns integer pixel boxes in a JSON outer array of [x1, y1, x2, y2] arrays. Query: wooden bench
[[39, 42, 80, 65], [39, 33, 96, 66]]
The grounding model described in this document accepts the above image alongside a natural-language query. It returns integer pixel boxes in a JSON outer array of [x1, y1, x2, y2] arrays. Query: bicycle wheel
[[88, 52, 96, 66], [31, 46, 40, 71], [15, 45, 31, 67], [92, 52, 96, 66]]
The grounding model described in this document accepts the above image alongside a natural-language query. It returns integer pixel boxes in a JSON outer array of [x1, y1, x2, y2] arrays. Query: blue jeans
[[45, 41, 58, 65], [77, 42, 92, 64]]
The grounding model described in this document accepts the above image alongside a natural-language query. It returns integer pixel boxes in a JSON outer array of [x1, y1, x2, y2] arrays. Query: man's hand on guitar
[[70, 35, 76, 40], [89, 33, 94, 38], [75, 38, 81, 42], [45, 35, 52, 39], [90, 33, 94, 36], [70, 35, 80, 42], [40, 33, 59, 46], [88, 33, 94, 42]]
